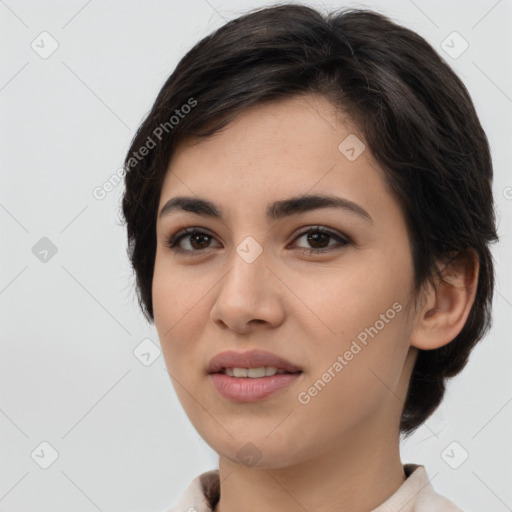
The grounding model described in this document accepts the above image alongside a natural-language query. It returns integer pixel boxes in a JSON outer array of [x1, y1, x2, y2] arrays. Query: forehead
[[158, 95, 396, 223]]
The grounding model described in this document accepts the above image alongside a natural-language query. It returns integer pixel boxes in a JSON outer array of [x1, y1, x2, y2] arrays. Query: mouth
[[207, 349, 303, 376], [207, 349, 303, 401], [216, 366, 302, 378], [209, 367, 303, 402]]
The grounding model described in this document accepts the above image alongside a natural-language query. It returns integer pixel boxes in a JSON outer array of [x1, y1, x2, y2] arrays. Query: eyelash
[[165, 226, 351, 257]]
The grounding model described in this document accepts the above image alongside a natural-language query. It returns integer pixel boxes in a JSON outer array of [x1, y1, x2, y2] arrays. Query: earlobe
[[410, 249, 480, 351]]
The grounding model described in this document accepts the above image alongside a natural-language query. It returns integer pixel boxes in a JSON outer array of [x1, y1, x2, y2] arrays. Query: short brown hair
[[121, 4, 498, 436]]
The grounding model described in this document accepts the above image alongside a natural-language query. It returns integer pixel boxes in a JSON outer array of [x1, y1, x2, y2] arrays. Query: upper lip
[[207, 349, 302, 374]]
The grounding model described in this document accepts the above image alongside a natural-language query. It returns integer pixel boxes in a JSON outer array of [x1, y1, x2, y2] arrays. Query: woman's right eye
[[166, 228, 220, 255]]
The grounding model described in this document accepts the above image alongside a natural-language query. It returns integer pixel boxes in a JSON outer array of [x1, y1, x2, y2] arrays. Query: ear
[[410, 249, 480, 350]]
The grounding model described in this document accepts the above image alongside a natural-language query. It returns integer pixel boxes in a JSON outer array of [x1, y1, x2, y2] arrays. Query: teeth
[[224, 367, 288, 378]]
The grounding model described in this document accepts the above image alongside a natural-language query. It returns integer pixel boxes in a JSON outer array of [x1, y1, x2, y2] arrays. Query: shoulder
[[403, 464, 465, 512], [371, 464, 464, 511], [165, 465, 464, 512], [164, 470, 220, 512]]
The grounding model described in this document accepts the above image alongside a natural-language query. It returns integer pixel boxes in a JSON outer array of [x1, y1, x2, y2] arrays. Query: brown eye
[[304, 231, 330, 249], [167, 228, 221, 254], [166, 225, 350, 257], [292, 227, 350, 255], [187, 232, 212, 250]]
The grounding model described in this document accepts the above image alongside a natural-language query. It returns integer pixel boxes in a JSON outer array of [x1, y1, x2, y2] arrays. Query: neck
[[214, 423, 406, 512]]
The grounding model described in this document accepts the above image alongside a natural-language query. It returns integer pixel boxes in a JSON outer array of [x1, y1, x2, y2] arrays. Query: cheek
[[292, 301, 411, 440], [152, 259, 208, 369], [287, 251, 413, 393], [289, 251, 411, 340]]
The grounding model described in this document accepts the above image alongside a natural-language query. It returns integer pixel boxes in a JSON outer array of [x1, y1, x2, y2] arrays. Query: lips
[[207, 349, 302, 374]]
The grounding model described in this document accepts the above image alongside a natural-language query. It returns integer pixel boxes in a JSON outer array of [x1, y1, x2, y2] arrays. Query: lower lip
[[210, 372, 302, 402]]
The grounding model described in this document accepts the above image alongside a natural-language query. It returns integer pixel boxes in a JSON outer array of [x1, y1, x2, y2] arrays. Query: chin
[[209, 433, 304, 470]]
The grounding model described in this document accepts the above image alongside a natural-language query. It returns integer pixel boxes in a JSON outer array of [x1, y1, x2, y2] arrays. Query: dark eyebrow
[[159, 194, 373, 223]]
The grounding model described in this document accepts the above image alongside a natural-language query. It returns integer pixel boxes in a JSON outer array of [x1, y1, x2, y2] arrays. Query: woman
[[121, 4, 498, 511]]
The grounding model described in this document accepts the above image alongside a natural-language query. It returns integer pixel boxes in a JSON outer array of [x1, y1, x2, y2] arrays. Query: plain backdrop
[[1, 0, 511, 511]]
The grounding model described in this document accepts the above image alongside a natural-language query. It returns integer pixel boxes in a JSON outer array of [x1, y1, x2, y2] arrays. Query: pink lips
[[210, 373, 302, 402], [207, 349, 303, 402], [207, 349, 302, 374]]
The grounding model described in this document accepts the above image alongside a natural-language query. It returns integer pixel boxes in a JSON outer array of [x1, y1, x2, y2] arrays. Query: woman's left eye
[[292, 226, 350, 254], [166, 226, 350, 256]]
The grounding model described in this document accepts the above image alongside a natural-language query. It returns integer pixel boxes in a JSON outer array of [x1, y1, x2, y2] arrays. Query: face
[[153, 94, 419, 468]]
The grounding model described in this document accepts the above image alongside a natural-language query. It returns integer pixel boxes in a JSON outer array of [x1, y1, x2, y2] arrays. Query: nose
[[209, 248, 286, 334]]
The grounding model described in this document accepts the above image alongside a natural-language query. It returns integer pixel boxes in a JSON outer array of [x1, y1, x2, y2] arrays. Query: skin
[[152, 94, 479, 512]]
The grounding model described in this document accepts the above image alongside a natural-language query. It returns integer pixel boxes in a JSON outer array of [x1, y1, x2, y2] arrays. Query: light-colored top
[[165, 464, 463, 511]]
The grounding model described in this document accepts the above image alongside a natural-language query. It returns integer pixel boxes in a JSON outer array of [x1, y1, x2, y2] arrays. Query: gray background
[[1, 0, 511, 510]]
